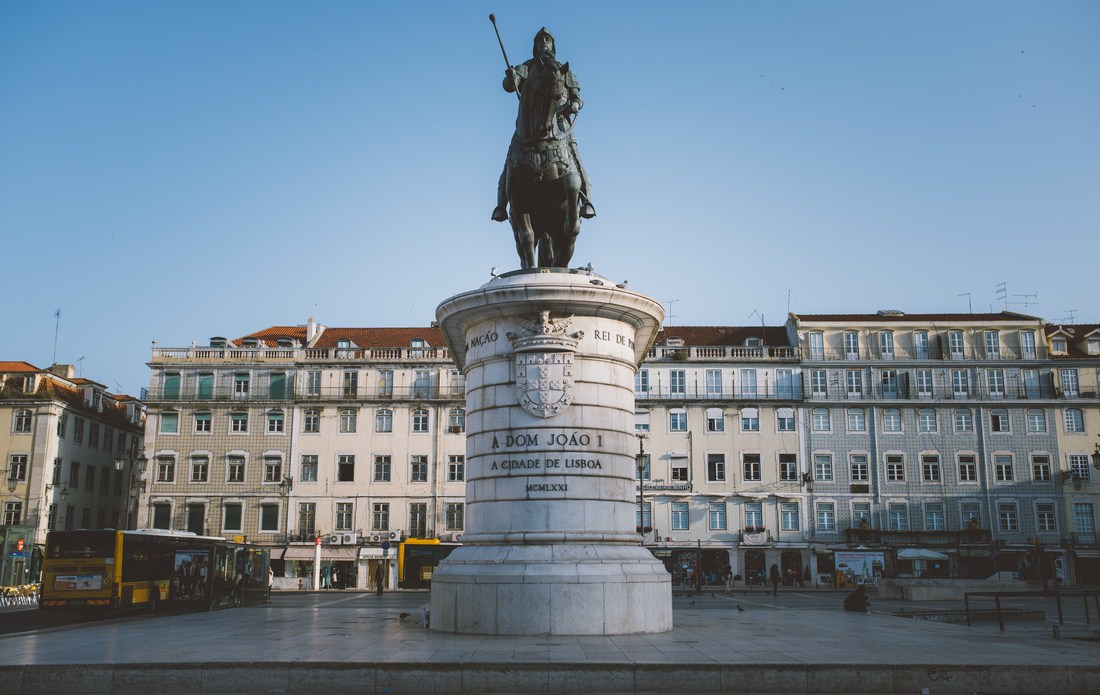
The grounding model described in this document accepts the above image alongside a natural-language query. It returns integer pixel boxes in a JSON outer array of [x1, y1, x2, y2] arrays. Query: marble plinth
[[429, 268, 672, 635]]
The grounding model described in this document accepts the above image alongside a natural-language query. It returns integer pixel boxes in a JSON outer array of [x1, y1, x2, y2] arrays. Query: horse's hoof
[[491, 207, 508, 222], [580, 203, 596, 219]]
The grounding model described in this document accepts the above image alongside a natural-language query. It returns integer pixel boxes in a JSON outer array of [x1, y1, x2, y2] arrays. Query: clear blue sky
[[2, 1, 1097, 396]]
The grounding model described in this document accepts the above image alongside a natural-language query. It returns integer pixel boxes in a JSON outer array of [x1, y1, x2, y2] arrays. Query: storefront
[[278, 545, 358, 589], [648, 546, 731, 590]]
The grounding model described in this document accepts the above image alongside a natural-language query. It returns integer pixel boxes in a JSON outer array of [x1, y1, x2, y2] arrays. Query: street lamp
[[114, 455, 148, 530], [279, 475, 293, 544], [635, 434, 649, 538], [801, 471, 815, 493], [1091, 439, 1100, 471]]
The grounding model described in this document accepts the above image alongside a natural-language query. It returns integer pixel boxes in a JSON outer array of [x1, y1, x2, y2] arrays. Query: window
[[847, 408, 866, 432], [958, 455, 978, 483], [57, 413, 67, 438], [776, 453, 799, 482], [882, 409, 902, 433], [306, 370, 321, 397], [914, 331, 929, 359], [886, 454, 905, 482], [375, 408, 393, 433], [448, 455, 465, 482], [191, 456, 209, 483], [998, 503, 1019, 532], [850, 454, 869, 482], [342, 370, 358, 398], [880, 370, 898, 398], [337, 454, 355, 482], [3, 501, 22, 526], [844, 331, 859, 359], [984, 331, 1000, 359], [195, 411, 212, 433], [156, 456, 175, 483], [918, 409, 937, 433], [7, 454, 27, 482], [986, 369, 1005, 397], [961, 502, 981, 527], [921, 454, 941, 482], [224, 503, 243, 532], [1036, 502, 1057, 532], [1020, 330, 1037, 359], [410, 503, 428, 537], [636, 500, 652, 529], [1060, 369, 1079, 397], [888, 503, 909, 531], [810, 370, 827, 397], [924, 503, 945, 531], [377, 369, 393, 397], [69, 461, 80, 487], [740, 407, 758, 432], [994, 454, 1014, 482], [742, 453, 761, 481], [267, 411, 284, 433], [635, 369, 649, 394], [669, 369, 685, 395], [706, 453, 726, 482], [446, 503, 464, 531], [951, 369, 969, 397], [954, 408, 974, 432], [47, 503, 57, 531], [671, 502, 689, 531], [916, 369, 933, 398], [780, 502, 799, 531], [1073, 503, 1096, 542], [303, 409, 320, 433], [671, 457, 688, 482], [339, 409, 357, 433], [705, 369, 722, 396], [812, 408, 830, 432], [162, 372, 181, 400], [260, 504, 280, 532], [1032, 455, 1051, 482], [374, 455, 391, 482], [817, 503, 836, 531], [990, 409, 1010, 433], [706, 408, 725, 432], [413, 369, 430, 398], [1027, 409, 1047, 433], [85, 466, 95, 491], [335, 502, 353, 531], [846, 369, 862, 397], [448, 408, 465, 433], [88, 423, 99, 448], [233, 372, 250, 399], [231, 412, 248, 433], [809, 332, 824, 360], [411, 455, 429, 482], [1069, 454, 1091, 484], [777, 408, 795, 432], [708, 502, 727, 530], [412, 408, 429, 433], [812, 454, 831, 481], [740, 369, 758, 397], [636, 454, 651, 480], [948, 331, 965, 359], [227, 456, 246, 483], [52, 457, 61, 485], [669, 409, 687, 432], [879, 331, 894, 359], [160, 412, 179, 434], [635, 411, 651, 433], [853, 499, 871, 525], [264, 456, 282, 483], [299, 503, 316, 535], [745, 502, 763, 528], [1064, 408, 1085, 433], [300, 455, 318, 482], [776, 369, 794, 398]]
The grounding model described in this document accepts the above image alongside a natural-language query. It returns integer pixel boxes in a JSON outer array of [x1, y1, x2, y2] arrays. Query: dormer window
[[1052, 337, 1067, 354], [1088, 338, 1100, 355], [410, 338, 427, 357], [666, 337, 684, 347], [242, 338, 260, 348], [277, 338, 294, 348], [210, 337, 227, 348], [744, 337, 762, 348]]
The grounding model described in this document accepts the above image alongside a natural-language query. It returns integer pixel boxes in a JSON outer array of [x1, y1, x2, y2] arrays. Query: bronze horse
[[504, 57, 584, 268]]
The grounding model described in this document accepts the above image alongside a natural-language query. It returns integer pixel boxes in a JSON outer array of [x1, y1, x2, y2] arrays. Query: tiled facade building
[[1, 362, 145, 586], [137, 313, 1100, 590]]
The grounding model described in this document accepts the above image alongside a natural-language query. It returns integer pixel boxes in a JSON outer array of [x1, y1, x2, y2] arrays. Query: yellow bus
[[41, 529, 268, 611], [398, 538, 461, 589]]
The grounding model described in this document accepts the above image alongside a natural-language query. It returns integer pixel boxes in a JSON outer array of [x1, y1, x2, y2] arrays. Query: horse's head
[[519, 59, 569, 142]]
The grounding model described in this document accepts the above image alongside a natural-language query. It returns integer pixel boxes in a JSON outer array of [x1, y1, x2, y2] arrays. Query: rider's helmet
[[533, 28, 556, 59]]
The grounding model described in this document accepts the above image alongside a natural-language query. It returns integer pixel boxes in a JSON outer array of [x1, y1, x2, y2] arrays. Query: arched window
[[1064, 408, 1084, 433], [918, 408, 937, 433], [448, 408, 466, 433], [882, 408, 902, 432], [339, 408, 357, 433], [739, 407, 757, 432], [847, 408, 866, 432], [811, 408, 830, 432], [954, 408, 974, 432], [13, 409, 32, 433], [412, 408, 430, 433], [1026, 409, 1046, 433], [375, 408, 393, 433]]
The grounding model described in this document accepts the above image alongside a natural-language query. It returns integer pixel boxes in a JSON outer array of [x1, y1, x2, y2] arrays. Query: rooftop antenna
[[75, 355, 85, 377], [786, 289, 791, 314], [748, 310, 765, 327], [1061, 309, 1078, 324], [52, 308, 61, 364], [994, 282, 1007, 311], [958, 292, 972, 313], [1010, 292, 1039, 311], [664, 299, 678, 326]]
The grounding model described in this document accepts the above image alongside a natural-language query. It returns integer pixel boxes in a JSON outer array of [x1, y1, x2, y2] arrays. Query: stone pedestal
[[429, 268, 672, 635]]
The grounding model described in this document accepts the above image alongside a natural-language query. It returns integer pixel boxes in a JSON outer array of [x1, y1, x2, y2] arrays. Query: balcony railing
[[151, 345, 451, 363], [637, 386, 801, 401], [805, 382, 1062, 402], [805, 346, 1036, 362], [142, 385, 466, 403], [843, 528, 993, 546], [646, 346, 800, 362]]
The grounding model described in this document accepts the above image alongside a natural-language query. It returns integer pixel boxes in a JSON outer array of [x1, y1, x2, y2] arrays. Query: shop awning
[[281, 546, 358, 561], [1072, 550, 1100, 559], [897, 548, 949, 560]]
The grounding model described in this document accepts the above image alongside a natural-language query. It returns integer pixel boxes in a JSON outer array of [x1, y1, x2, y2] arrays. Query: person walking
[[769, 564, 781, 596], [375, 563, 384, 596]]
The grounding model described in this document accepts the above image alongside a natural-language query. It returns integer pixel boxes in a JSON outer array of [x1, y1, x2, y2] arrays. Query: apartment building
[[1, 362, 145, 586]]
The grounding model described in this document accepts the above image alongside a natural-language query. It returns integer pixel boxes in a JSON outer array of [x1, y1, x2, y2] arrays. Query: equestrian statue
[[490, 18, 595, 269]]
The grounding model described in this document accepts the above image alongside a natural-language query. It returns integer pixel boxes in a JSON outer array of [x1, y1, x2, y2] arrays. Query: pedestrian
[[769, 564, 781, 596], [267, 567, 274, 602], [843, 584, 870, 612], [724, 564, 733, 595], [375, 563, 384, 596]]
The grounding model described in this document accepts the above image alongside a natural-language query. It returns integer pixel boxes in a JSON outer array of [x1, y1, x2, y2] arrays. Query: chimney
[[49, 364, 76, 379]]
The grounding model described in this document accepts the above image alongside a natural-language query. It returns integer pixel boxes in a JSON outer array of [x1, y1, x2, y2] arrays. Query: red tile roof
[[0, 361, 42, 373], [235, 326, 310, 347]]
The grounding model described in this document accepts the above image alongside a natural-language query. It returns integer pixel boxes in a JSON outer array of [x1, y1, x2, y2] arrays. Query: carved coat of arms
[[508, 310, 584, 419]]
